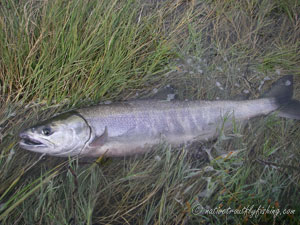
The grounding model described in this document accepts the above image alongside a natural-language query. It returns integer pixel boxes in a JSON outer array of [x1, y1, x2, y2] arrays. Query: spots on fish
[[143, 112, 166, 137], [285, 80, 291, 86], [187, 112, 198, 133], [166, 110, 185, 135], [100, 115, 138, 137], [195, 107, 211, 127]]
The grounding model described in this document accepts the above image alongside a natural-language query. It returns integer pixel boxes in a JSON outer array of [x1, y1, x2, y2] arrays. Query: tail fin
[[263, 75, 300, 120]]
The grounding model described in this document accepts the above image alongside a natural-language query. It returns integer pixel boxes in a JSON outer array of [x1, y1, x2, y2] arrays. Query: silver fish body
[[76, 98, 277, 157], [19, 75, 300, 157]]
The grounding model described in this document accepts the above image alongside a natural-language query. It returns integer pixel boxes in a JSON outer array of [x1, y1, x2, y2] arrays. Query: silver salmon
[[19, 75, 300, 157]]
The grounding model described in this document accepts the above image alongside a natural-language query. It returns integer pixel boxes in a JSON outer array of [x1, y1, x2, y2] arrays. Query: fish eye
[[42, 127, 52, 136]]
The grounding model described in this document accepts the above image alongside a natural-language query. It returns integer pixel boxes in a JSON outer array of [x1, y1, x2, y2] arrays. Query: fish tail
[[263, 75, 300, 120]]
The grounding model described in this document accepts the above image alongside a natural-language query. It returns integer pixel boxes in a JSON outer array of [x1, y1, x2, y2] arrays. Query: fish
[[19, 75, 300, 157]]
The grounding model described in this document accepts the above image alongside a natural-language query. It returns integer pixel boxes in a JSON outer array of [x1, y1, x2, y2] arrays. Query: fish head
[[19, 112, 91, 157]]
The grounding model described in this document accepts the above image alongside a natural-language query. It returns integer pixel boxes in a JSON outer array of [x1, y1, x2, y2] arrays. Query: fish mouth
[[19, 133, 46, 148]]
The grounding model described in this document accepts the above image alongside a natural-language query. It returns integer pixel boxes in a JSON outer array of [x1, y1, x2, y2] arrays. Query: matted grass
[[0, 0, 300, 224]]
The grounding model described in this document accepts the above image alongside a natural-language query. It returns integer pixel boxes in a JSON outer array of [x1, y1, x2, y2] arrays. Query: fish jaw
[[19, 132, 52, 152]]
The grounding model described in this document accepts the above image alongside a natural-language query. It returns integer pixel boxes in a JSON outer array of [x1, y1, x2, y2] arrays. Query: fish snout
[[19, 132, 30, 139], [19, 126, 37, 138]]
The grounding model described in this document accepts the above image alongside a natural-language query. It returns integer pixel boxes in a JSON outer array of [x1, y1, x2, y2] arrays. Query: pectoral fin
[[89, 126, 108, 148]]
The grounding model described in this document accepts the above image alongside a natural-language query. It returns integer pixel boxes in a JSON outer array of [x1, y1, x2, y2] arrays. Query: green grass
[[1, 0, 300, 224], [0, 0, 184, 104]]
